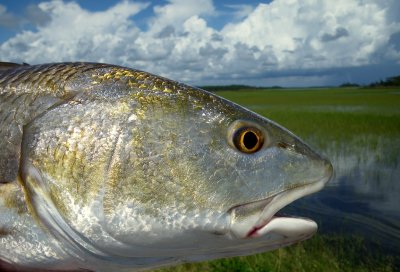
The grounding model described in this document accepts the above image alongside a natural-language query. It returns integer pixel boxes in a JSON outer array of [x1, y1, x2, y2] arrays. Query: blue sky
[[0, 0, 399, 87]]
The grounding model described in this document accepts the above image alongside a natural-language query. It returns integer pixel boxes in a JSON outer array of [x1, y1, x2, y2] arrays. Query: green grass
[[155, 234, 398, 272], [217, 87, 400, 140], [154, 87, 400, 272]]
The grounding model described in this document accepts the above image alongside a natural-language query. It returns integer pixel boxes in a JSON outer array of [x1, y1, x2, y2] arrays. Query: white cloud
[[24, 4, 51, 26], [0, 0, 399, 86], [221, 0, 400, 70], [150, 0, 215, 33], [0, 0, 148, 63]]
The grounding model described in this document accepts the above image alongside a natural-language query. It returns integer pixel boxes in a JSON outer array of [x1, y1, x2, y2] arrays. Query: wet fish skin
[[0, 63, 332, 271], [0, 63, 110, 184]]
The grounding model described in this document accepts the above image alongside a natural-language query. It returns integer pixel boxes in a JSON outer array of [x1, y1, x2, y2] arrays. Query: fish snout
[[289, 136, 334, 185], [227, 138, 333, 240]]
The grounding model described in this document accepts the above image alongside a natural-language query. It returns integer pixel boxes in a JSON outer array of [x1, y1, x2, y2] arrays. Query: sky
[[0, 0, 399, 87]]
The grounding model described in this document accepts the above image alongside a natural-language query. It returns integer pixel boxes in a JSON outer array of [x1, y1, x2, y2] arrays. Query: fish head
[[220, 118, 333, 240], [90, 84, 333, 257]]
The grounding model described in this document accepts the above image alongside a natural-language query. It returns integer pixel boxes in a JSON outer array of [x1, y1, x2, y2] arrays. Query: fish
[[0, 62, 333, 271]]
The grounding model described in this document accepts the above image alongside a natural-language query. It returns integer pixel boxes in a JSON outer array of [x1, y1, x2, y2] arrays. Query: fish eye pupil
[[232, 126, 264, 154], [243, 131, 258, 150]]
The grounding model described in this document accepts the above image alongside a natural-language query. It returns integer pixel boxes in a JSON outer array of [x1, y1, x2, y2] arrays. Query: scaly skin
[[0, 63, 332, 271]]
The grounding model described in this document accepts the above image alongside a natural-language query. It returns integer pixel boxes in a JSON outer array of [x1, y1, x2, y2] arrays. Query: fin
[[0, 62, 29, 73]]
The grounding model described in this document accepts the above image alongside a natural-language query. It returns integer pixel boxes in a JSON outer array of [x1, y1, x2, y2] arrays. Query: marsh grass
[[155, 234, 397, 272], [154, 87, 400, 271], [218, 88, 400, 140]]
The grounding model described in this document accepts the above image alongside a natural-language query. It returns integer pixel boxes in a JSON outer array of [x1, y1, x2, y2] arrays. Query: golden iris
[[233, 127, 264, 153]]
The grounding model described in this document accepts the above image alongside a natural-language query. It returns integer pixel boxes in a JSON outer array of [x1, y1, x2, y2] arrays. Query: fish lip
[[228, 170, 332, 239]]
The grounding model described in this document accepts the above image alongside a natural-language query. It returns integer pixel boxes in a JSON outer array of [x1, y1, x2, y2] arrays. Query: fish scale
[[0, 62, 175, 184], [0, 63, 80, 184]]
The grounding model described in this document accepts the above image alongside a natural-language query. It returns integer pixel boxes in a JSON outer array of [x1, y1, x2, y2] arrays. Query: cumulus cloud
[[0, 1, 148, 63], [321, 27, 349, 42], [150, 0, 215, 33], [222, 0, 400, 71], [24, 4, 51, 26], [0, 0, 399, 86]]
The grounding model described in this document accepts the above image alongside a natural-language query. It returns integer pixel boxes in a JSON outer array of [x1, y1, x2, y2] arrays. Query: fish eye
[[232, 126, 264, 154]]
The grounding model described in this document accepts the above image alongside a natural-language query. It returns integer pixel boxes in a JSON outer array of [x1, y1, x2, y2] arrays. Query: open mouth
[[228, 173, 331, 240]]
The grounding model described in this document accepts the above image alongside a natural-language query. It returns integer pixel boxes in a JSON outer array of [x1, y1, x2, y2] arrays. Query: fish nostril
[[290, 137, 326, 162], [277, 142, 290, 149], [282, 137, 333, 183]]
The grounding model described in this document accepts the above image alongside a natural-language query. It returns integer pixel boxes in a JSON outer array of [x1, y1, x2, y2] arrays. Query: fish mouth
[[228, 168, 332, 240]]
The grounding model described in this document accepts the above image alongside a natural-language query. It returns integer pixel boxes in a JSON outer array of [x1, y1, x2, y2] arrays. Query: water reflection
[[283, 136, 400, 254]]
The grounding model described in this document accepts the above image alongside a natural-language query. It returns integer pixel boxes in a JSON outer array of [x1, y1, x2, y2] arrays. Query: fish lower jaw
[[229, 174, 330, 240], [246, 216, 317, 239]]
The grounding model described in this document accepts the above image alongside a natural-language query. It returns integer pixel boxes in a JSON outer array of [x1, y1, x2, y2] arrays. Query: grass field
[[154, 87, 400, 272], [218, 87, 400, 142], [155, 234, 396, 272]]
